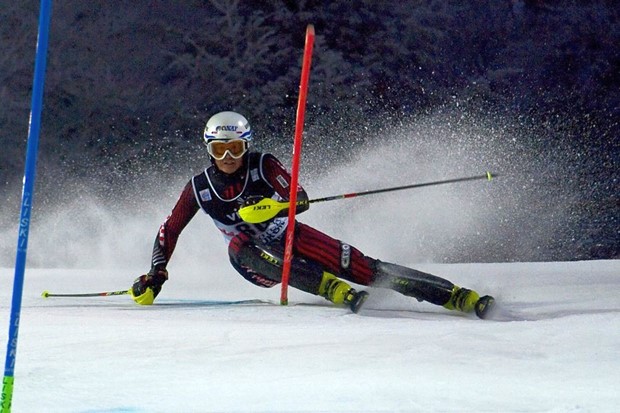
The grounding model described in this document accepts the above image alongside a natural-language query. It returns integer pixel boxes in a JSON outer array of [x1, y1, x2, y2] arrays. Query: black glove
[[130, 267, 168, 305]]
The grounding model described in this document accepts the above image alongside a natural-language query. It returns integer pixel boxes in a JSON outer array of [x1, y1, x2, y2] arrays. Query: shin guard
[[374, 261, 455, 306], [229, 235, 325, 295]]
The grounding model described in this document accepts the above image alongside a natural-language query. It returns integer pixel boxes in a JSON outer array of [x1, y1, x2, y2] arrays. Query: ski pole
[[239, 172, 497, 224], [41, 290, 130, 298]]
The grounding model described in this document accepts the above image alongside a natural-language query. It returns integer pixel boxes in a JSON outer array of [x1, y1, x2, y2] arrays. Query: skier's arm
[[262, 153, 310, 215], [130, 182, 199, 305], [151, 181, 200, 269]]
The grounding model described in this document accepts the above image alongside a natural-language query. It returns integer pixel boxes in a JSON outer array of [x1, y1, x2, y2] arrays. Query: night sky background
[[1, 1, 618, 263]]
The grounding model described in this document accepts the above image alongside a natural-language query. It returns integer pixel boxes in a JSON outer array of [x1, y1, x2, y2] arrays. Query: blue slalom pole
[[1, 0, 53, 411]]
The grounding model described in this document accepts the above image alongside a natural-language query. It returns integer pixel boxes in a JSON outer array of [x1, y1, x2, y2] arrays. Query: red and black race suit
[[151, 151, 376, 287]]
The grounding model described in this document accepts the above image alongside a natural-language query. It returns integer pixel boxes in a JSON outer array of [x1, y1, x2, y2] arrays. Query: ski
[[155, 299, 270, 307], [475, 295, 495, 319], [349, 291, 369, 314]]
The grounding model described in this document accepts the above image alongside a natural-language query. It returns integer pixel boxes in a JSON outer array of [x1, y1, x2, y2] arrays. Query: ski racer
[[130, 111, 494, 318]]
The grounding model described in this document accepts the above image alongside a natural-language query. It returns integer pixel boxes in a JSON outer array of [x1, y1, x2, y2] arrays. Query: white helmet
[[203, 111, 252, 145]]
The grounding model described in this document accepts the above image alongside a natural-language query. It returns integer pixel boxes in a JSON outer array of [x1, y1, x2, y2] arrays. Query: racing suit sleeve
[[151, 181, 200, 269], [262, 153, 310, 215]]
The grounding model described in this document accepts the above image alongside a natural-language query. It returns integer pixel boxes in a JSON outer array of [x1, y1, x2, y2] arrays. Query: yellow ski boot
[[443, 286, 480, 313], [444, 286, 495, 319], [319, 272, 369, 313]]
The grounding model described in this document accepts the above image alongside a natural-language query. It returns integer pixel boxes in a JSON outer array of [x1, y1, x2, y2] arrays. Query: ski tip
[[486, 171, 493, 181], [350, 291, 370, 314], [41, 290, 50, 298], [475, 295, 495, 319]]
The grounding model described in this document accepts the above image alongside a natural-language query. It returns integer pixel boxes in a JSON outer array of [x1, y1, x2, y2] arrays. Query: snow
[[1, 259, 618, 412], [1, 117, 617, 412]]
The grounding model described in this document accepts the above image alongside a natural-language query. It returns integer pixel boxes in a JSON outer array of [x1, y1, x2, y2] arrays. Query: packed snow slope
[[1, 259, 619, 412]]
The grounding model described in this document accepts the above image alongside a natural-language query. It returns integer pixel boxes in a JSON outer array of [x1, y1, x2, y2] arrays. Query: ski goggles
[[206, 139, 248, 160]]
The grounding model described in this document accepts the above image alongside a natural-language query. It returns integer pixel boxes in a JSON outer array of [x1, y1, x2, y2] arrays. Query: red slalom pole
[[281, 25, 315, 305]]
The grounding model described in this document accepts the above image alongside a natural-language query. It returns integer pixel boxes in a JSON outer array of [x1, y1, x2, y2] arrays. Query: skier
[[130, 111, 494, 318]]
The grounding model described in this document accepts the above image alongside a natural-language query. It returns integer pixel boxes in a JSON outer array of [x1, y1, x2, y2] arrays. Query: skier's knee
[[229, 233, 324, 295], [229, 233, 283, 281], [229, 256, 279, 288]]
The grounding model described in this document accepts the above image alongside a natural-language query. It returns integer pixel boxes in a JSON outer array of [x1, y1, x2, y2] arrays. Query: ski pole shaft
[[310, 172, 496, 204], [238, 172, 497, 224], [41, 290, 129, 298]]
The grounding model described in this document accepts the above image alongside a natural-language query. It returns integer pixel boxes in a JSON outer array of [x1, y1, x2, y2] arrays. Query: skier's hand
[[242, 195, 264, 208], [274, 192, 310, 218], [130, 267, 168, 305]]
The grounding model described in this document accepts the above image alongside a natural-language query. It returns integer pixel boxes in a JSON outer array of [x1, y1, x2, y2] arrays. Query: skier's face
[[214, 153, 243, 174]]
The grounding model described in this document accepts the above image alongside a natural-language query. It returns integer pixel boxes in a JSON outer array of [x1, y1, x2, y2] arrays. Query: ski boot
[[444, 286, 495, 319], [443, 286, 479, 313], [320, 272, 369, 313]]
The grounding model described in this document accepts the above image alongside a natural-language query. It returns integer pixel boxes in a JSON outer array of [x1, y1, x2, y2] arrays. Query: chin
[[217, 163, 241, 174]]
